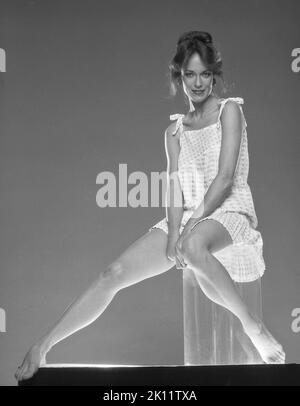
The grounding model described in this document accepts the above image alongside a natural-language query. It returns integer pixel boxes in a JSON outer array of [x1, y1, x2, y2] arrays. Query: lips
[[192, 90, 204, 94]]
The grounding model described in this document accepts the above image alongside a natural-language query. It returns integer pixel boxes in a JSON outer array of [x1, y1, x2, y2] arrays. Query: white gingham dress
[[149, 97, 266, 283]]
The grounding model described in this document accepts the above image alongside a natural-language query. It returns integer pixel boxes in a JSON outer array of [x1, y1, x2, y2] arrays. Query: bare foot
[[243, 318, 285, 364], [14, 344, 47, 382]]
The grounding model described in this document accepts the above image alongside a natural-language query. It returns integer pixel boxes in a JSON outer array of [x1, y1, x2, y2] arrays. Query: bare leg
[[189, 268, 230, 310], [181, 219, 285, 364], [15, 228, 175, 381]]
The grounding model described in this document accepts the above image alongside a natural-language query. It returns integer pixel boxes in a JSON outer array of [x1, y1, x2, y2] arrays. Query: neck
[[190, 94, 217, 118]]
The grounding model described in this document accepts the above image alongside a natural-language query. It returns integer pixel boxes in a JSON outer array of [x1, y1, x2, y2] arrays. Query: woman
[[15, 30, 285, 382]]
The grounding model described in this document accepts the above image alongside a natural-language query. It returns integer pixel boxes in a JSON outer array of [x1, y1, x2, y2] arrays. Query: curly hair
[[167, 31, 228, 100]]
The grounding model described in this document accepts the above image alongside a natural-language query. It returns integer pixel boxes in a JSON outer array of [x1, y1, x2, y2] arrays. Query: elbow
[[217, 173, 234, 192]]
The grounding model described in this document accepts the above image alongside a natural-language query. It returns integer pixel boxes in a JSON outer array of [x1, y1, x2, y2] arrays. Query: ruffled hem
[[149, 209, 265, 283]]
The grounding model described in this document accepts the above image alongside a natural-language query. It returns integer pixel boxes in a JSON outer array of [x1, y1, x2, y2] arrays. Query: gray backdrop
[[0, 0, 299, 385]]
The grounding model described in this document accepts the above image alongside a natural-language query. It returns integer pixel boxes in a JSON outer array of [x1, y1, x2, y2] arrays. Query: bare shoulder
[[164, 122, 180, 142], [220, 99, 243, 125], [223, 99, 242, 110]]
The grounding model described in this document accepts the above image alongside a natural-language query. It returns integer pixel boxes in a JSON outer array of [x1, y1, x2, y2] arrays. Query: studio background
[[0, 0, 299, 386]]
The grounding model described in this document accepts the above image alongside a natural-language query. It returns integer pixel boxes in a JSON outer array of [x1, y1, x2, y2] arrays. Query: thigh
[[109, 228, 175, 289], [185, 218, 233, 254]]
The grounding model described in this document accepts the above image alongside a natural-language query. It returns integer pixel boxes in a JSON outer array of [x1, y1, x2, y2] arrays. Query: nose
[[194, 75, 203, 88]]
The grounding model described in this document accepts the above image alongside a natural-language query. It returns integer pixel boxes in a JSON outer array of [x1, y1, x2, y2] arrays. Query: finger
[[175, 246, 186, 268], [175, 256, 186, 269], [175, 257, 182, 269], [173, 246, 182, 268], [180, 254, 188, 269], [175, 247, 183, 267], [15, 366, 23, 381], [15, 366, 22, 381]]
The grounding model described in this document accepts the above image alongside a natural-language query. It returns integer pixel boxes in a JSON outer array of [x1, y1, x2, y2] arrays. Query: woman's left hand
[[175, 217, 201, 269], [174, 235, 187, 269]]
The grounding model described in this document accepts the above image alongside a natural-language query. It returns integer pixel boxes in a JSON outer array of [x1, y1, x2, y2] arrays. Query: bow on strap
[[218, 97, 244, 105], [216, 97, 246, 129], [169, 113, 185, 135]]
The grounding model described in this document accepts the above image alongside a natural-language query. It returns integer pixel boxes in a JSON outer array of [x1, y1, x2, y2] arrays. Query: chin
[[191, 92, 208, 101]]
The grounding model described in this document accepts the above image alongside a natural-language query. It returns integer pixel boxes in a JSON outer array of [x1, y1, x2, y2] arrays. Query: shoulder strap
[[169, 113, 185, 135], [217, 97, 247, 130]]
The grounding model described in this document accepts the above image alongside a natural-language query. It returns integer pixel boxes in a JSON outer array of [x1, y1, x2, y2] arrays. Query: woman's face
[[181, 52, 214, 103]]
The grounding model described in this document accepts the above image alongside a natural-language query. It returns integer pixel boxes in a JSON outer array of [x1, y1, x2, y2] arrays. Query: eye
[[202, 71, 212, 77], [184, 72, 193, 77]]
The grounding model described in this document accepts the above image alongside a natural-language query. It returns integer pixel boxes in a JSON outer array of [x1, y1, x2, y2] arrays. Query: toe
[[18, 367, 26, 381], [15, 365, 22, 379], [18, 365, 25, 379], [279, 355, 286, 363], [275, 353, 285, 364], [22, 363, 36, 380], [22, 370, 32, 380], [16, 369, 23, 381]]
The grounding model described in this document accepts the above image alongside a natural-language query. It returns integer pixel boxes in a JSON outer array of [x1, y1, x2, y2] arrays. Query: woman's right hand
[[166, 232, 182, 269]]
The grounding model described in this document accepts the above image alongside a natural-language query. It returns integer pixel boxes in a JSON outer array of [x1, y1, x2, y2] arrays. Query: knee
[[99, 261, 124, 285], [181, 235, 210, 267]]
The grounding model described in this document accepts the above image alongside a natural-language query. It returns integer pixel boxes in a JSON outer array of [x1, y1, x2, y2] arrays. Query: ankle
[[242, 312, 262, 335], [35, 339, 52, 357]]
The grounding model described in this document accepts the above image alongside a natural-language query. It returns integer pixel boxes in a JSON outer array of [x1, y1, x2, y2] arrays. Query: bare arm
[[164, 125, 184, 235]]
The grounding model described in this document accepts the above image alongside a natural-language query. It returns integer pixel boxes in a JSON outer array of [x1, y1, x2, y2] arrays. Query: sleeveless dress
[[149, 97, 266, 283]]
